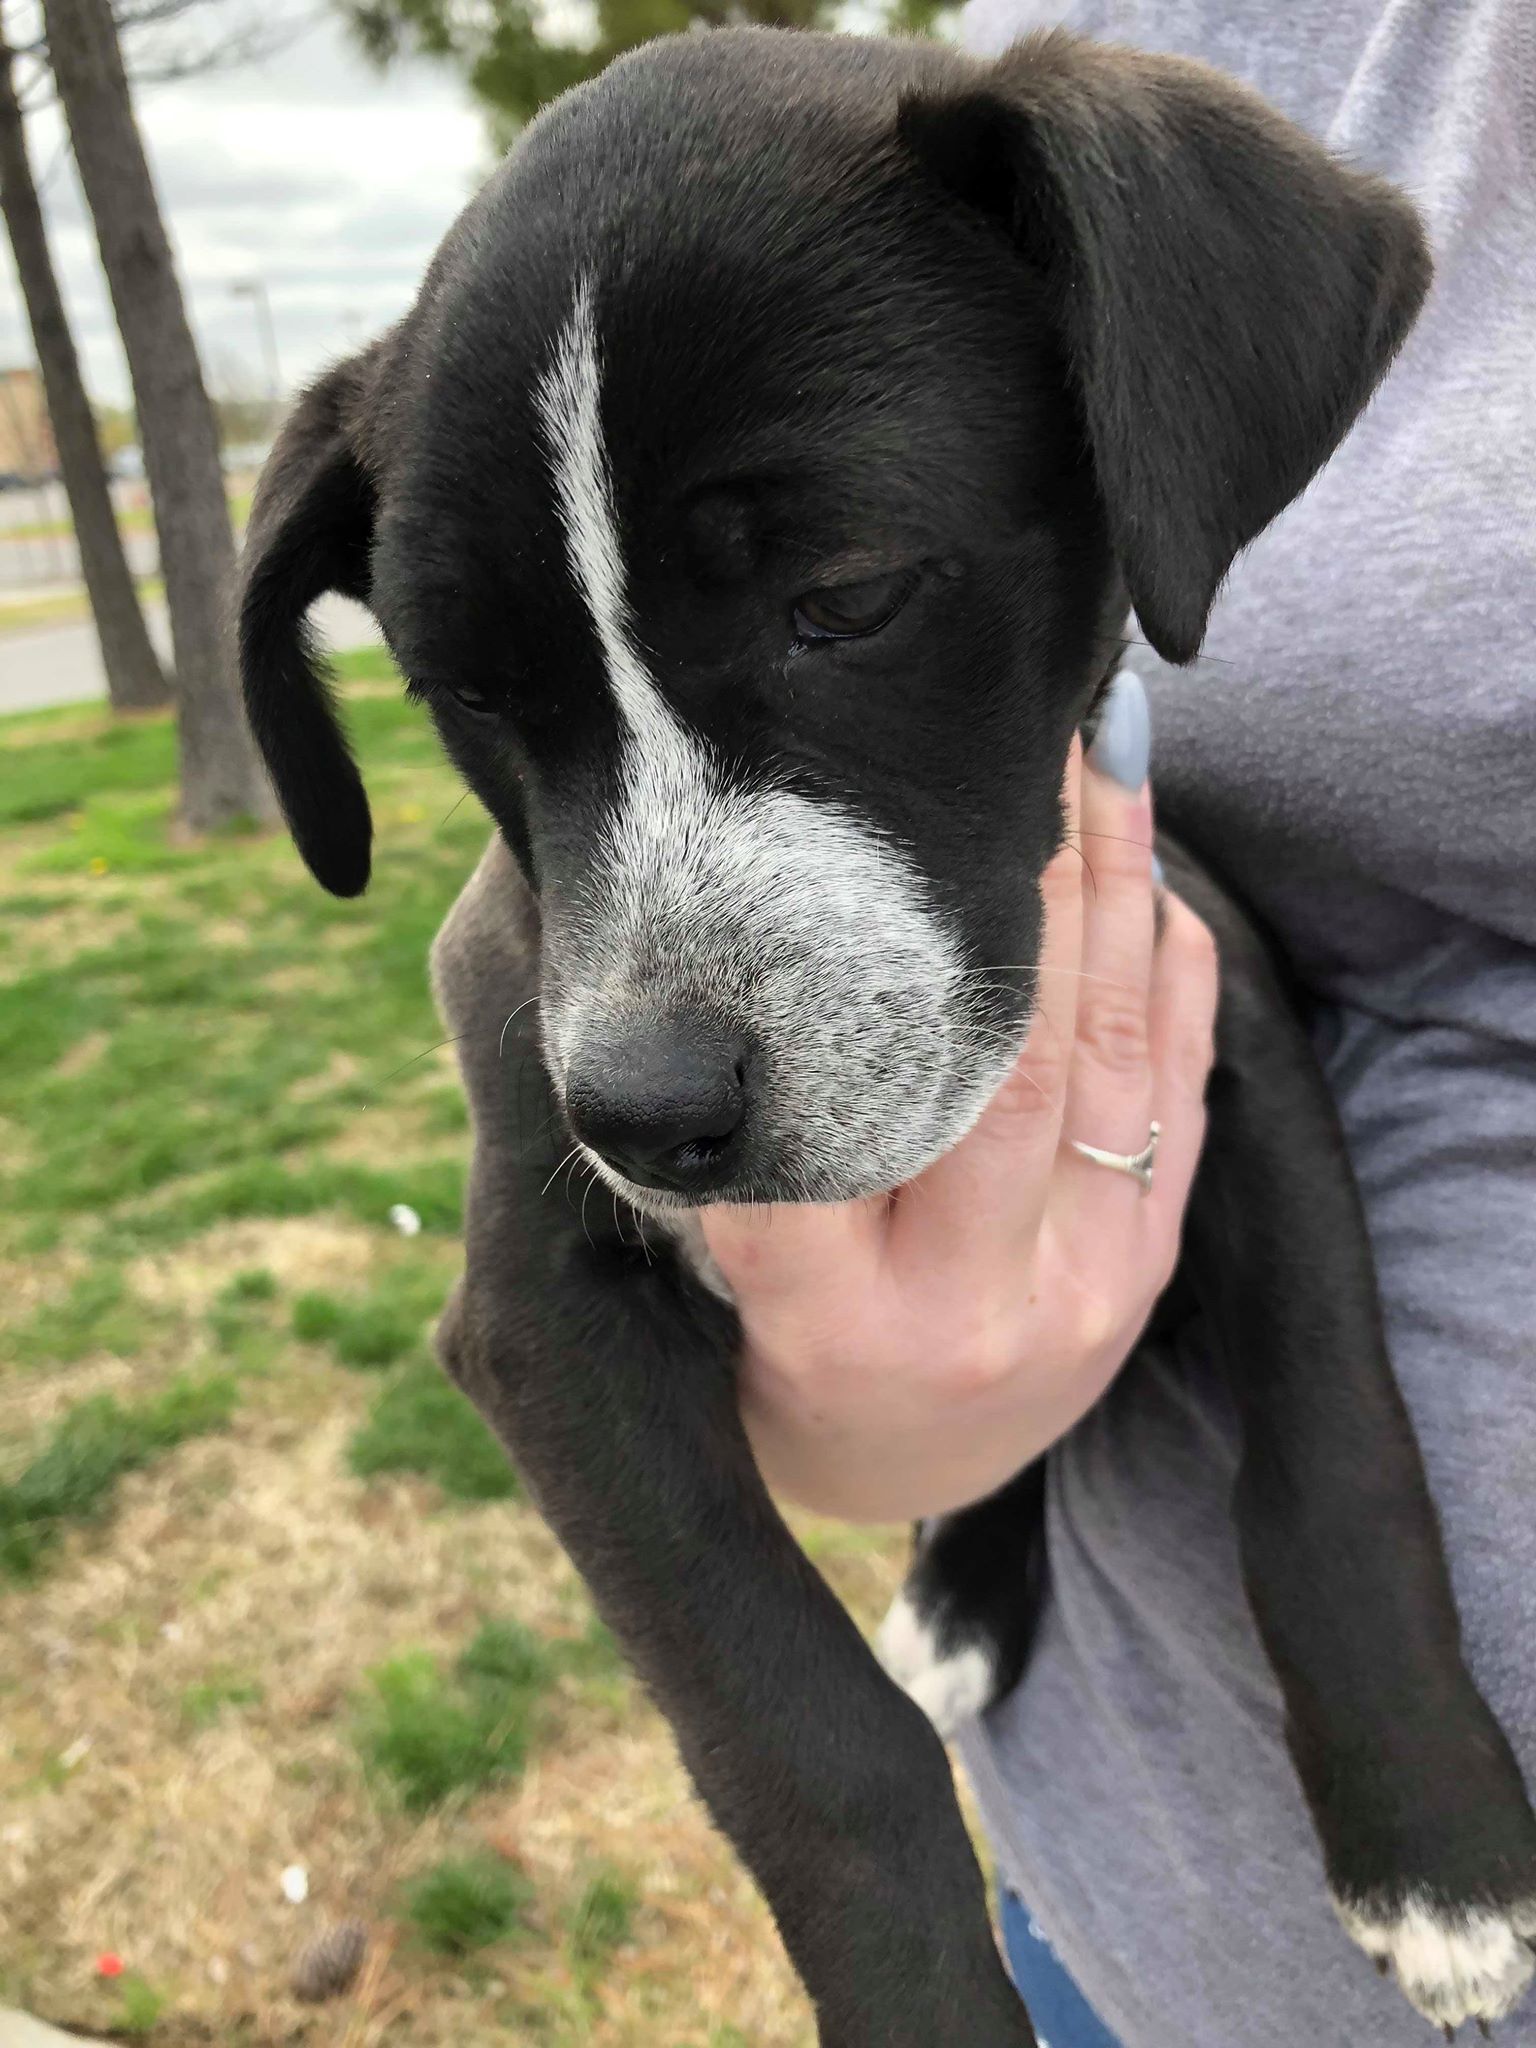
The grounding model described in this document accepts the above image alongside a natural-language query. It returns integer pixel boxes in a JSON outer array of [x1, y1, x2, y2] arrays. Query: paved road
[[0, 594, 380, 716], [0, 2013, 110, 2046]]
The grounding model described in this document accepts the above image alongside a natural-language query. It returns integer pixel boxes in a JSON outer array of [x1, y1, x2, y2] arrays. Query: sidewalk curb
[[0, 2014, 113, 2046]]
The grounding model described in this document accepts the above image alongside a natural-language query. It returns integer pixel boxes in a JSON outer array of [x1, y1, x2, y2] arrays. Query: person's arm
[[702, 677, 1219, 1523]]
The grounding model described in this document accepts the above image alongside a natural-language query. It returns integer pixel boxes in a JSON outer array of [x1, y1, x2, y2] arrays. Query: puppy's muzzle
[[564, 1016, 750, 1195]]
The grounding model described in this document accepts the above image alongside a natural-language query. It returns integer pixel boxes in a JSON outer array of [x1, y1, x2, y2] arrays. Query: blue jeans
[[1001, 1891, 1125, 2048]]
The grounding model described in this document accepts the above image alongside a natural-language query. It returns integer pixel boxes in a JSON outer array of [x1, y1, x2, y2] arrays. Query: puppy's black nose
[[565, 1024, 747, 1193]]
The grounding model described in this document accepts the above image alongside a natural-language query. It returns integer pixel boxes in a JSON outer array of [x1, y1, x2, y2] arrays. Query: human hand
[[700, 670, 1219, 1523]]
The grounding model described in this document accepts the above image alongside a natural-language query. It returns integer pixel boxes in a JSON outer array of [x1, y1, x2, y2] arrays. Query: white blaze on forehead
[[533, 276, 677, 754], [533, 275, 720, 1040], [530, 282, 1003, 1201]]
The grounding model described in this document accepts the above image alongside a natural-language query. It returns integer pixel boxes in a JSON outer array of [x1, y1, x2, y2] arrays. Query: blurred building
[[0, 364, 57, 481]]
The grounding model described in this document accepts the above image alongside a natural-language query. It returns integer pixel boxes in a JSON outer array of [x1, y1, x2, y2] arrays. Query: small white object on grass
[[280, 1864, 309, 1904], [388, 1203, 422, 1237]]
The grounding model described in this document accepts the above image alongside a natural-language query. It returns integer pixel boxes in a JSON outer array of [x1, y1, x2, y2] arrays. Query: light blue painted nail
[[1151, 852, 1166, 887], [1089, 667, 1151, 791]]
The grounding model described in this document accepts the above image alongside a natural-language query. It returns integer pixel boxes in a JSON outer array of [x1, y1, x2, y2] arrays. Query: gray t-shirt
[[951, 2, 1536, 2041]]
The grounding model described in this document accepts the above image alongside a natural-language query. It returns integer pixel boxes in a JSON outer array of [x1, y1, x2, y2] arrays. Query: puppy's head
[[239, 27, 1427, 1210]]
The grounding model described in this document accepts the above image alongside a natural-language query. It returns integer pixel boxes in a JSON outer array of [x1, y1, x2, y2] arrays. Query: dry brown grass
[[125, 1219, 383, 1316], [0, 1213, 917, 2047]]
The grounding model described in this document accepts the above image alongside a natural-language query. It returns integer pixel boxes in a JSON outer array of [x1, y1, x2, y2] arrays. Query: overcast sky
[[0, 4, 488, 412]]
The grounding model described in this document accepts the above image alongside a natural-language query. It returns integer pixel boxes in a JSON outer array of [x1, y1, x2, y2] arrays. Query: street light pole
[[230, 277, 281, 439]]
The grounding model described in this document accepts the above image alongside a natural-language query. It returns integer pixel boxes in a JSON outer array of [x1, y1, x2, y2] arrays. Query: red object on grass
[[95, 1953, 125, 1979]]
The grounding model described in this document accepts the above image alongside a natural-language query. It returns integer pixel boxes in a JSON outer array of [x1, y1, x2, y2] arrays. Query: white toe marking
[[904, 1647, 994, 1740], [876, 1590, 995, 1740], [1333, 1891, 1536, 2025]]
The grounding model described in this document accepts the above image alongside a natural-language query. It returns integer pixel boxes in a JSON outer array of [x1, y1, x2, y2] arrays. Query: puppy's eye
[[444, 681, 496, 717], [794, 570, 916, 642]]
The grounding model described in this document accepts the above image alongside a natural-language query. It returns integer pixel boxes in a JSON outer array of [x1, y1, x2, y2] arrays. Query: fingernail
[[1088, 668, 1151, 791], [1151, 852, 1165, 887]]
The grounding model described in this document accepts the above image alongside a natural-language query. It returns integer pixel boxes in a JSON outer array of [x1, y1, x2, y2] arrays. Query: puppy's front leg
[[1168, 839, 1536, 2034], [437, 1143, 1034, 2048]]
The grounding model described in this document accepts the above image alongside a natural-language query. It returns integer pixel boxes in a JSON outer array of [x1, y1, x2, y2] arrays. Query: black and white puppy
[[238, 27, 1536, 2043]]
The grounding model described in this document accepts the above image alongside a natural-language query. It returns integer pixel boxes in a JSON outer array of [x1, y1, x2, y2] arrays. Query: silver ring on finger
[[1069, 1120, 1160, 1196]]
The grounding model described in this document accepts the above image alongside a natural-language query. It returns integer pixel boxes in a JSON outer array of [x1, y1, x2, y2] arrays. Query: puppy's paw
[[1332, 1891, 1536, 2031], [875, 1589, 997, 1740]]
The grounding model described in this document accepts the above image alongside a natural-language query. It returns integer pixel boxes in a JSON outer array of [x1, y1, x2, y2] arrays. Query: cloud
[[0, 15, 484, 408], [151, 144, 339, 218]]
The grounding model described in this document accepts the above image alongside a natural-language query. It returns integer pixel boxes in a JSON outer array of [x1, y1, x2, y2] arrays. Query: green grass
[[354, 1617, 555, 1812], [221, 1267, 279, 1305], [458, 1614, 552, 1691], [0, 652, 488, 1265], [9, 1266, 168, 1369], [0, 713, 182, 831], [403, 1852, 534, 1955], [548, 1614, 625, 1686], [0, 660, 501, 1568], [114, 1973, 168, 2033], [349, 1349, 520, 1500], [179, 1670, 264, 1730], [205, 1267, 284, 1362], [566, 1865, 638, 1981], [0, 1374, 238, 1578], [291, 1260, 450, 1369], [92, 1157, 467, 1258]]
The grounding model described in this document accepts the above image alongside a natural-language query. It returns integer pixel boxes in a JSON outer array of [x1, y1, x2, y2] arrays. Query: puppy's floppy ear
[[238, 341, 389, 897], [900, 31, 1431, 663]]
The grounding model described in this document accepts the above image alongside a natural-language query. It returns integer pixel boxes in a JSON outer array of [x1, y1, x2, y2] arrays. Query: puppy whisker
[[541, 1144, 584, 1199], [1088, 630, 1235, 669], [578, 1165, 599, 1250], [366, 1035, 462, 1104], [499, 995, 542, 1059]]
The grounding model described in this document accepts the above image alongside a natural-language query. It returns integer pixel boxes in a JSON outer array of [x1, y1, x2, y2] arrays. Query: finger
[[701, 1194, 885, 1313], [1142, 889, 1219, 1235], [1059, 885, 1218, 1250], [889, 739, 1085, 1290], [1056, 897, 1220, 1327], [1061, 669, 1158, 1191]]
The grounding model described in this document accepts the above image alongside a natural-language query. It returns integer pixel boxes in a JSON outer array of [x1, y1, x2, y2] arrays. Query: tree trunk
[[0, 25, 167, 712], [40, 0, 274, 828]]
